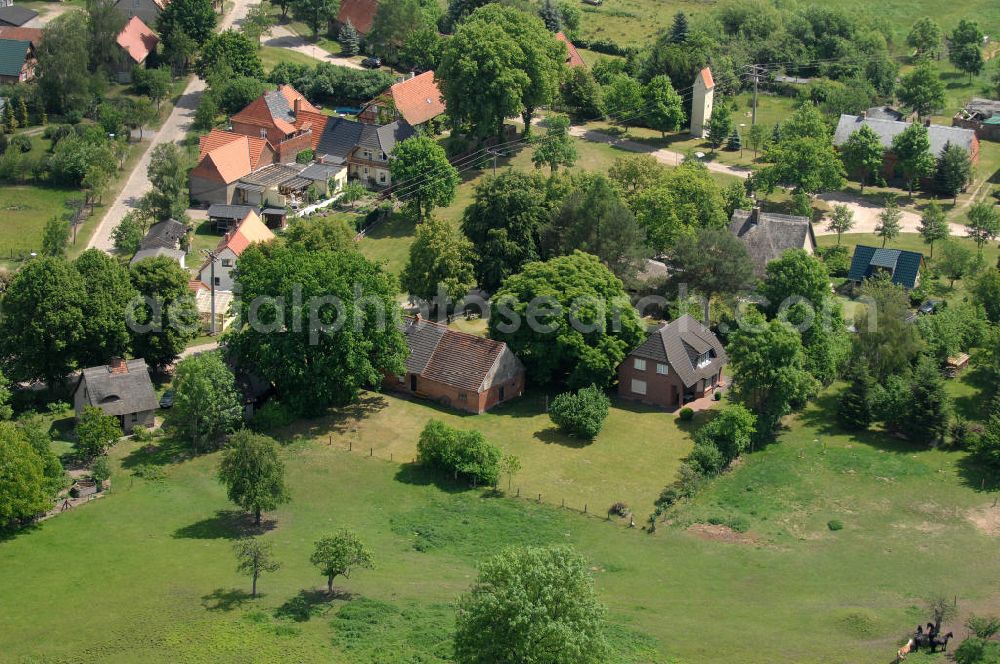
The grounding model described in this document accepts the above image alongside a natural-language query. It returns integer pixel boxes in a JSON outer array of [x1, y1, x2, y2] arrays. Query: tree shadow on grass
[[120, 437, 193, 469], [393, 462, 477, 494], [952, 366, 993, 422], [956, 454, 1000, 494], [532, 427, 592, 448], [273, 589, 347, 622], [797, 389, 928, 455], [173, 509, 277, 540], [202, 587, 254, 612], [293, 393, 391, 440]]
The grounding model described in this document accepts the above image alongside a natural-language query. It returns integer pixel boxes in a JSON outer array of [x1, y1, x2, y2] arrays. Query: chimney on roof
[[859, 111, 866, 119], [293, 97, 301, 117], [108, 357, 128, 374], [749, 206, 761, 225]]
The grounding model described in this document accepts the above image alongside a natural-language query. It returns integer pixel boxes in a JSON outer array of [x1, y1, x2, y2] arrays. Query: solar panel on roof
[[869, 248, 900, 270]]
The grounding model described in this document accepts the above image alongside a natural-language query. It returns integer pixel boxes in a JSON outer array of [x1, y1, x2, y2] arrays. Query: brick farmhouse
[[617, 315, 727, 410], [385, 316, 525, 414]]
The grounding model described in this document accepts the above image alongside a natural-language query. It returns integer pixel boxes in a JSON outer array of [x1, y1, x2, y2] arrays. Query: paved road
[[263, 25, 366, 70], [179, 341, 221, 359], [87, 0, 257, 252]]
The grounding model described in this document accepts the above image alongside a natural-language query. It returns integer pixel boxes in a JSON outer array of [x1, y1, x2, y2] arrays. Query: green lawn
[[2, 382, 998, 663], [0, 184, 80, 259], [261, 45, 326, 71]]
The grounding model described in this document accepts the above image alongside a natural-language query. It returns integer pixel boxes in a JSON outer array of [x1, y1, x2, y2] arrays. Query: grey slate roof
[[207, 203, 254, 220], [729, 208, 815, 275], [847, 244, 923, 289], [628, 314, 727, 388], [833, 114, 976, 156], [130, 246, 185, 266], [0, 6, 38, 26], [140, 218, 187, 250], [263, 89, 296, 124], [864, 106, 904, 121], [400, 317, 447, 375], [315, 117, 416, 160], [76, 359, 160, 417]]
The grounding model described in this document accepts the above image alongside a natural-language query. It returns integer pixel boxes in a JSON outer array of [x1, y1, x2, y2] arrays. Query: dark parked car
[[918, 300, 940, 315], [361, 56, 382, 69], [159, 390, 175, 409]]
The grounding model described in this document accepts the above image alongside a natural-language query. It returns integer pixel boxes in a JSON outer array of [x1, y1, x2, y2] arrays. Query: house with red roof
[[230, 85, 321, 163], [0, 26, 42, 47], [385, 316, 525, 414], [196, 210, 275, 292], [555, 32, 586, 68], [189, 129, 276, 205], [332, 0, 378, 36], [358, 71, 446, 128], [114, 16, 158, 83]]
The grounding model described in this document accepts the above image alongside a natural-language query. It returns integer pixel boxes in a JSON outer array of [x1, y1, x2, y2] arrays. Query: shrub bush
[[607, 502, 629, 517], [9, 134, 31, 153], [132, 464, 166, 481], [416, 420, 502, 486], [296, 149, 314, 164], [686, 443, 724, 475], [827, 519, 844, 531], [548, 385, 610, 439], [678, 407, 694, 421], [816, 245, 851, 277], [693, 404, 757, 467], [251, 401, 295, 432], [655, 464, 703, 509], [131, 425, 154, 442]]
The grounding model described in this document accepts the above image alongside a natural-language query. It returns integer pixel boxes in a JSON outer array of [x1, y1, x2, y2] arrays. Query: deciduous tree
[[455, 545, 608, 664], [854, 275, 923, 379], [548, 385, 610, 439], [603, 74, 643, 132], [157, 0, 217, 45], [401, 216, 476, 304], [907, 17, 942, 60], [0, 423, 52, 526], [129, 256, 199, 371], [74, 249, 138, 367], [197, 30, 264, 79], [310, 530, 375, 593], [228, 245, 407, 414], [643, 75, 684, 137], [937, 239, 976, 287], [489, 252, 644, 388], [825, 204, 855, 244], [840, 124, 884, 193], [232, 537, 280, 598], [935, 142, 973, 203], [875, 197, 902, 247], [965, 201, 1000, 257], [390, 135, 458, 220], [891, 123, 936, 198], [531, 113, 577, 174], [170, 352, 243, 452], [218, 429, 290, 525], [662, 227, 754, 322], [917, 201, 948, 258], [75, 406, 122, 460], [898, 62, 945, 119]]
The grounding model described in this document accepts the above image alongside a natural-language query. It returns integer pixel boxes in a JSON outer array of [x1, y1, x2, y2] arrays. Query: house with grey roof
[[834, 113, 980, 179], [314, 117, 415, 189], [130, 245, 186, 268], [847, 245, 924, 290], [617, 314, 727, 411], [0, 5, 38, 27], [130, 219, 188, 268], [73, 358, 159, 433], [384, 315, 525, 414], [729, 207, 816, 276]]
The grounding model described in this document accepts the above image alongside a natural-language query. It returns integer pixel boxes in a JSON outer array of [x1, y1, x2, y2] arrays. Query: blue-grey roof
[[834, 114, 976, 157], [207, 203, 254, 220], [315, 117, 416, 159], [140, 218, 187, 250], [299, 162, 345, 181], [263, 89, 295, 124], [848, 244, 923, 289], [0, 6, 38, 26]]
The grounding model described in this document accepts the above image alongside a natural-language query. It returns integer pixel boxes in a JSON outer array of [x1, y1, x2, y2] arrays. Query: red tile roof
[[116, 16, 158, 64], [385, 71, 445, 126], [199, 129, 270, 173], [555, 32, 586, 68], [336, 0, 379, 34], [294, 110, 330, 151], [0, 26, 41, 47], [231, 85, 318, 138], [699, 67, 714, 89], [401, 317, 516, 393]]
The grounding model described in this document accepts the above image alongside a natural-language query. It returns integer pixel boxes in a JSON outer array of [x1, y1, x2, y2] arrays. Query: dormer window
[[696, 351, 714, 368], [259, 128, 266, 139]]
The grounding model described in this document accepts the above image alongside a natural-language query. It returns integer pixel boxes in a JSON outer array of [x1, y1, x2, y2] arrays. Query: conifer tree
[[338, 19, 359, 56], [838, 358, 874, 429], [669, 11, 688, 43]]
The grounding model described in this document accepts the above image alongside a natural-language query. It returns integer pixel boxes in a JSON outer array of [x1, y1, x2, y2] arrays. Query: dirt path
[[24, 2, 74, 27], [87, 0, 257, 252], [815, 192, 968, 237], [263, 25, 366, 70], [179, 341, 220, 358], [566, 126, 752, 178]]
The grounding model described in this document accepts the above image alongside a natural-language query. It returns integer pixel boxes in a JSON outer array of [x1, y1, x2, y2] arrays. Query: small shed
[[945, 353, 970, 378]]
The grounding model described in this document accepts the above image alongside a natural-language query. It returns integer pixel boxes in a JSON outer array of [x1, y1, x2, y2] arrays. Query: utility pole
[[485, 147, 501, 175], [201, 249, 219, 335], [749, 64, 762, 126]]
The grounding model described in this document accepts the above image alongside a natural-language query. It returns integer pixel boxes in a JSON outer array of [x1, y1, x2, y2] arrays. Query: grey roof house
[[834, 114, 980, 174], [729, 207, 816, 275], [847, 245, 923, 290], [953, 98, 1000, 141], [0, 5, 38, 26], [73, 358, 160, 433], [618, 314, 728, 410], [315, 117, 416, 189], [130, 219, 187, 268]]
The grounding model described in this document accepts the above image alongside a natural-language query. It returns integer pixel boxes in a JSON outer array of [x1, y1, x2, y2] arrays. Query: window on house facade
[[696, 352, 712, 368], [131, 412, 138, 422], [459, 393, 467, 402], [631, 379, 647, 395], [221, 259, 233, 267], [656, 363, 668, 375], [379, 172, 386, 183], [380, 152, 387, 161], [363, 150, 372, 160], [214, 277, 220, 285], [259, 128, 266, 138], [633, 358, 646, 371]]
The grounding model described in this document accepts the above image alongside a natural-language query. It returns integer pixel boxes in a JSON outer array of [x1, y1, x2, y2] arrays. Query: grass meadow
[[1, 378, 997, 663]]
